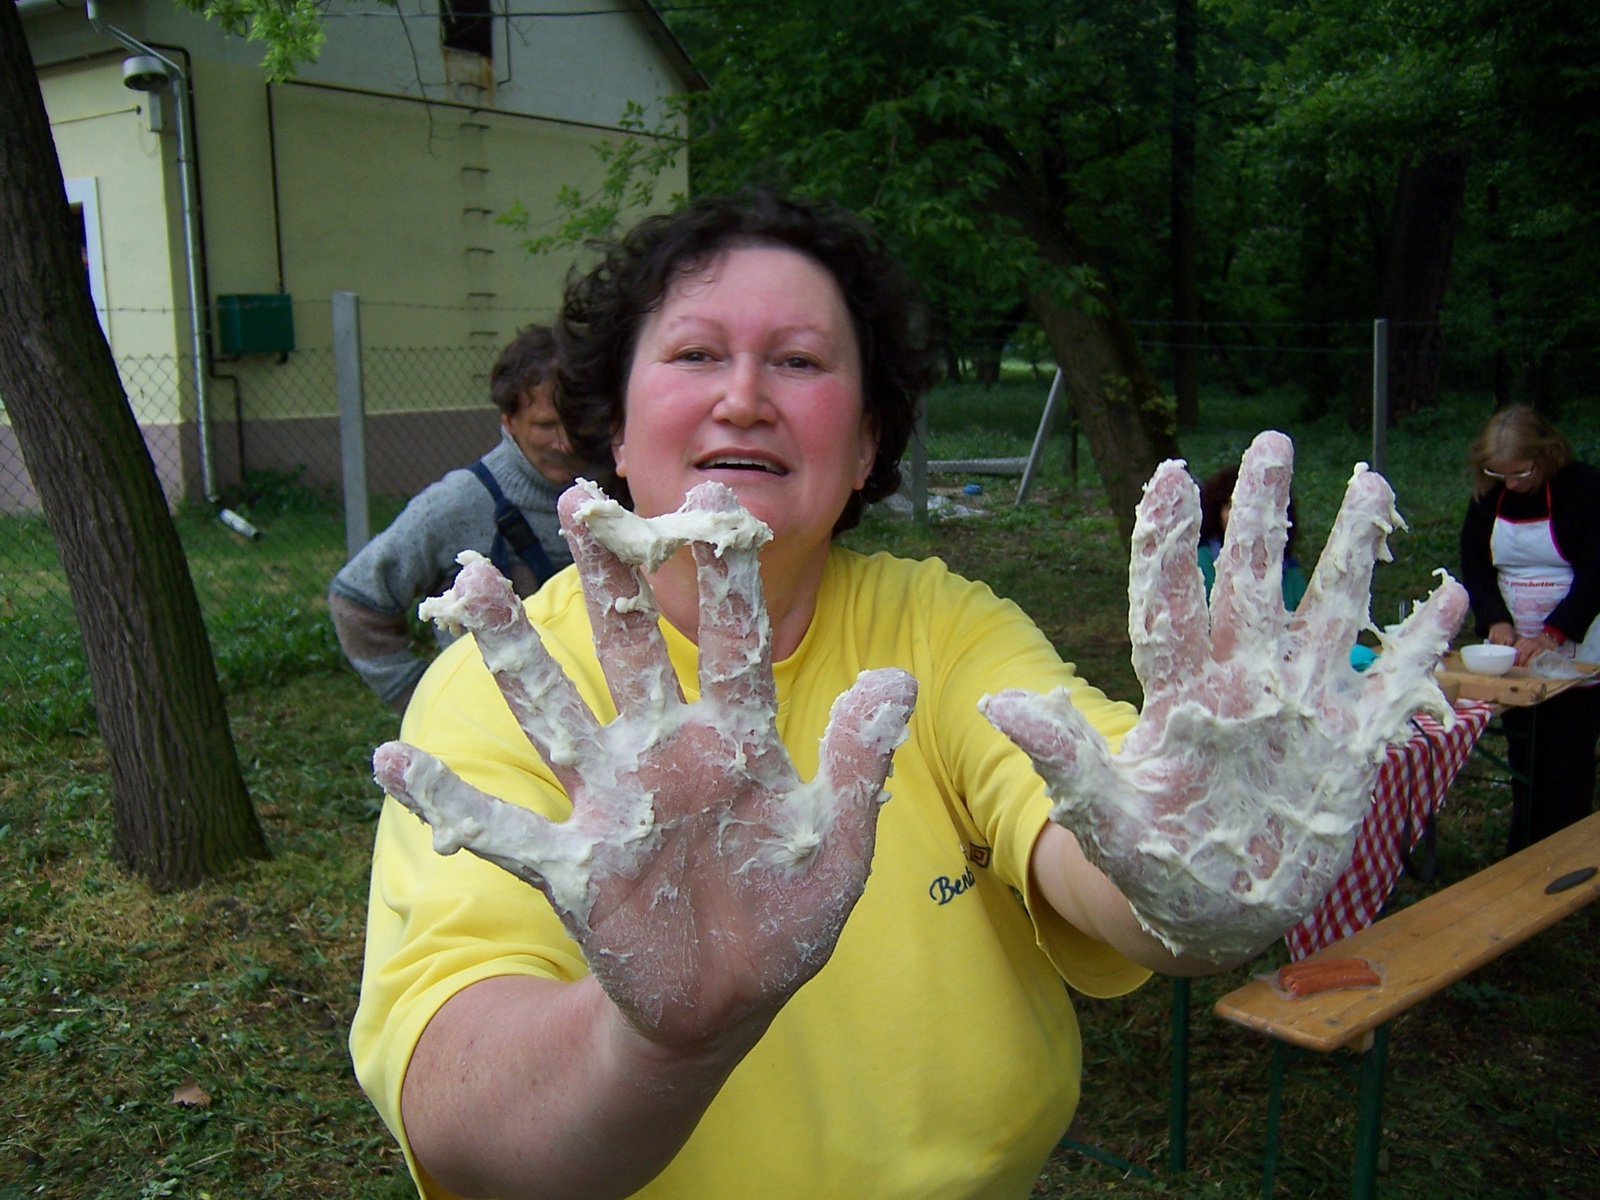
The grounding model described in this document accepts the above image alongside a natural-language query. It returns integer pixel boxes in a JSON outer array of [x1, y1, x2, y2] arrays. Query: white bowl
[[1460, 643, 1516, 676]]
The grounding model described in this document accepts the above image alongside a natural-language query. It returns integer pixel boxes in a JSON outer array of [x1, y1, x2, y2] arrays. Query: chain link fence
[[3, 300, 1593, 737], [0, 303, 508, 736]]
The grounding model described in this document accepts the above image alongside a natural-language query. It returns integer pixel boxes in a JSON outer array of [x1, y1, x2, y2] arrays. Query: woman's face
[[1485, 455, 1542, 495], [615, 245, 876, 552]]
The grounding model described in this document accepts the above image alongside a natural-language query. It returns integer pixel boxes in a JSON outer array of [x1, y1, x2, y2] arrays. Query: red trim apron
[[1491, 485, 1600, 664]]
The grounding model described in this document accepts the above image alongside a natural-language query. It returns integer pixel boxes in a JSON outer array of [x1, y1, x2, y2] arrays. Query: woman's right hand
[[373, 480, 917, 1049], [1488, 622, 1516, 646]]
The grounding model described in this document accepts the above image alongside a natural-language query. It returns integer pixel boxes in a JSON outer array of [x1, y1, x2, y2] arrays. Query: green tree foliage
[[662, 0, 1200, 533], [213, 0, 1600, 425], [1196, 0, 1600, 415], [670, 0, 1161, 345], [173, 0, 327, 80]]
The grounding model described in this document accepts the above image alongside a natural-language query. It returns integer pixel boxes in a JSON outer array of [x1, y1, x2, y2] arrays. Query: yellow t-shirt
[[351, 547, 1148, 1200]]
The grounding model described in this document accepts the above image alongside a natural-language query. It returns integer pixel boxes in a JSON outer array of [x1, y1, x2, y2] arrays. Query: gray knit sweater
[[328, 431, 572, 708]]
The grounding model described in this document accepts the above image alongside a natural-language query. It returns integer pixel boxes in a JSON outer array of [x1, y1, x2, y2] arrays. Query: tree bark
[[1487, 180, 1511, 406], [983, 183, 1178, 544], [1296, 200, 1344, 422], [1028, 282, 1179, 543], [1376, 145, 1471, 420], [1170, 0, 1200, 427], [0, 3, 267, 889]]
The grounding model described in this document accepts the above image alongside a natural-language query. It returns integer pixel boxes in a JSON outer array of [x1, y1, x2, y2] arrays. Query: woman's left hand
[[983, 432, 1468, 963], [1513, 634, 1557, 667]]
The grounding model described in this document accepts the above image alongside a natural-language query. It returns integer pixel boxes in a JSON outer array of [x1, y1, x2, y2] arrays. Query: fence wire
[[0, 324, 506, 735], [0, 305, 1593, 737]]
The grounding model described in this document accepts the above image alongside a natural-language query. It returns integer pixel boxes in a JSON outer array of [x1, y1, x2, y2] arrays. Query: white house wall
[[1, 53, 193, 510], [126, 0, 691, 132], [11, 0, 692, 510]]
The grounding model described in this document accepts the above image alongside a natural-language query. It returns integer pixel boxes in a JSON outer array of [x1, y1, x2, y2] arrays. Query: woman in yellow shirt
[[352, 192, 1466, 1200]]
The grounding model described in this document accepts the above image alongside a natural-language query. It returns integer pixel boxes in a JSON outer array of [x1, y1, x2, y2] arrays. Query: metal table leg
[[1350, 1024, 1391, 1200], [1169, 975, 1191, 1173], [1261, 1039, 1287, 1199]]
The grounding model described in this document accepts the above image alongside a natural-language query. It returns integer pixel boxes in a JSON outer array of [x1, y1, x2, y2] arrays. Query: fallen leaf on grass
[[170, 1078, 212, 1108]]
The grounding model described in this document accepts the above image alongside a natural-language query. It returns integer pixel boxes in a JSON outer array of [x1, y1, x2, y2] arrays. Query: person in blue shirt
[[1195, 463, 1376, 670], [1197, 464, 1309, 609]]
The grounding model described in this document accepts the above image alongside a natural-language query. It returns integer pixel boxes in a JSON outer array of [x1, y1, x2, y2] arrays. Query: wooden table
[[1435, 652, 1600, 707], [1216, 810, 1600, 1051], [1211, 811, 1600, 1198], [1435, 653, 1600, 847]]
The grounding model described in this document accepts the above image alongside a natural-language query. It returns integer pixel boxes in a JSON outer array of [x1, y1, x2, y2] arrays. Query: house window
[[63, 177, 108, 337], [441, 0, 493, 60]]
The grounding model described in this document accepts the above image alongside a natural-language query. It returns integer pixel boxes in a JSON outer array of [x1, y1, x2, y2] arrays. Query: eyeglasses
[[1483, 466, 1537, 481]]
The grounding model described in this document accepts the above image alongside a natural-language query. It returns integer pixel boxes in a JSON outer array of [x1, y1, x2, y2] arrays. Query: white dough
[[983, 434, 1466, 962], [376, 484, 918, 952], [573, 491, 772, 571]]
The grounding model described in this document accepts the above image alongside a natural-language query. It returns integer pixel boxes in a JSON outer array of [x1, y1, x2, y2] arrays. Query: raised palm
[[373, 480, 916, 1045], [982, 432, 1468, 962]]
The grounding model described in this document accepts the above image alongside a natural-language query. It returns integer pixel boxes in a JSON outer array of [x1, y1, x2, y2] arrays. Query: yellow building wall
[[13, 3, 692, 506], [208, 77, 685, 424], [189, 58, 280, 301], [37, 55, 186, 426], [0, 54, 198, 510]]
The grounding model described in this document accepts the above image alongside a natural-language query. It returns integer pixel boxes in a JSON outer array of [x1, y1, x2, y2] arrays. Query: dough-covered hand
[[982, 432, 1467, 962], [373, 480, 916, 1045]]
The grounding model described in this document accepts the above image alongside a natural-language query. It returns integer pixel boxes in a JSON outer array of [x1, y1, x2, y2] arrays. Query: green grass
[[3, 383, 1599, 1197], [0, 492, 408, 741], [0, 672, 409, 1200]]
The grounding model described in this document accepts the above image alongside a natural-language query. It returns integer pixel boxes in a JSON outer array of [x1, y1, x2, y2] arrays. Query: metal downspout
[[84, 0, 216, 503]]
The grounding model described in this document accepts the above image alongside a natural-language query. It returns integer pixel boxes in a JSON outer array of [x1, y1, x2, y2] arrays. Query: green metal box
[[216, 293, 295, 355]]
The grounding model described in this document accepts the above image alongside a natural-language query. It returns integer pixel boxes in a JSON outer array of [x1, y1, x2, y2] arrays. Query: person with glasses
[[1460, 405, 1600, 851], [348, 193, 1465, 1200]]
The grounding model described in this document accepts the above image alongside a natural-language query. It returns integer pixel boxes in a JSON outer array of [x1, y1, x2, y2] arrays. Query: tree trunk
[[1487, 181, 1511, 407], [0, 3, 267, 890], [1297, 201, 1343, 422], [1170, 0, 1200, 427], [1029, 281, 1179, 544], [1376, 145, 1471, 421], [971, 302, 1028, 386], [979, 173, 1177, 542]]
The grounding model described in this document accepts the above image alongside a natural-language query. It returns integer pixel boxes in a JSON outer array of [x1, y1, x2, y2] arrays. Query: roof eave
[[621, 0, 707, 93]]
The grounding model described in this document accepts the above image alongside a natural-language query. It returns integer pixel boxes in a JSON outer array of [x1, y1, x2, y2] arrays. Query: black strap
[[468, 460, 556, 588]]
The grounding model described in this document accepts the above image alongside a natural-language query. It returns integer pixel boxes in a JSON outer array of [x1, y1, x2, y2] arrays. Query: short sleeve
[[910, 565, 1149, 998], [348, 574, 598, 1190]]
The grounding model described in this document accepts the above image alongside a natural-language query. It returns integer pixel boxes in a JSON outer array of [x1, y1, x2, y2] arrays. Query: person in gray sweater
[[328, 326, 579, 711]]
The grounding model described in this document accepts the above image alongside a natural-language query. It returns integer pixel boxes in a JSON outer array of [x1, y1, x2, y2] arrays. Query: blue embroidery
[[928, 865, 976, 905]]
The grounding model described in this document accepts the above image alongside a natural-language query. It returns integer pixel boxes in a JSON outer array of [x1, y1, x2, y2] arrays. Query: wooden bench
[[1210, 809, 1600, 1199]]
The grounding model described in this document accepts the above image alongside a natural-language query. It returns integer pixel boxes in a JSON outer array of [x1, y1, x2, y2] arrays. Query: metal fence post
[[911, 401, 929, 522], [333, 291, 370, 559], [1016, 367, 1065, 505], [1371, 318, 1389, 477]]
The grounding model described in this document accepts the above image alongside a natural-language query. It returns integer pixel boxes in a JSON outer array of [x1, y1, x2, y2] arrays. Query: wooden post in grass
[[0, 2, 266, 889], [334, 291, 370, 559]]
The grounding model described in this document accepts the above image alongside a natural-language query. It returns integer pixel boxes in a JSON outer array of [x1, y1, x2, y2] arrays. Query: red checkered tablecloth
[[1285, 699, 1495, 960]]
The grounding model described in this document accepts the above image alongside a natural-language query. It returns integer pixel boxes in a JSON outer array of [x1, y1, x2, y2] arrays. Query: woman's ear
[[612, 432, 628, 479], [854, 415, 879, 490]]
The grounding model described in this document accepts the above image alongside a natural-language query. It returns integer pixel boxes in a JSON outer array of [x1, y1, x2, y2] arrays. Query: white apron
[[1491, 484, 1600, 664]]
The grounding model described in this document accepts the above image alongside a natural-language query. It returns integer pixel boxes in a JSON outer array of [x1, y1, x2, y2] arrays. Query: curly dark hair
[[1198, 464, 1298, 558], [555, 192, 936, 533], [490, 325, 559, 418]]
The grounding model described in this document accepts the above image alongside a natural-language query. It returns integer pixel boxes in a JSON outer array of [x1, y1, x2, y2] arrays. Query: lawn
[[1, 382, 1596, 1198]]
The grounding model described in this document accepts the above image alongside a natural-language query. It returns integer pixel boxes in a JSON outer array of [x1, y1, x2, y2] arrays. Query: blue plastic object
[[1350, 644, 1378, 672], [963, 482, 983, 495]]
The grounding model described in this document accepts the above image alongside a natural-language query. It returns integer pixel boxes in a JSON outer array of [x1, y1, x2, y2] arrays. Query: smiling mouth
[[697, 456, 789, 476]]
